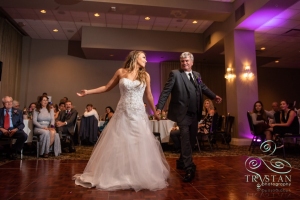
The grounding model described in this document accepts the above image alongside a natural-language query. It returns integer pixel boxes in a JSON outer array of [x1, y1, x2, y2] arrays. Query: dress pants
[[177, 113, 198, 170], [0, 129, 28, 152]]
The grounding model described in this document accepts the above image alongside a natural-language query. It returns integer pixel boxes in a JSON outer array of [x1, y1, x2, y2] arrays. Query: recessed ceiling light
[[145, 17, 150, 20], [192, 20, 197, 24], [275, 60, 279, 63], [53, 29, 58, 32], [40, 10, 46, 14], [110, 54, 114, 57], [94, 13, 100, 17], [261, 47, 266, 50]]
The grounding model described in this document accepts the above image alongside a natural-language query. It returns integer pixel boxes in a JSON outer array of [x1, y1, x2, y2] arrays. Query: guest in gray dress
[[33, 95, 61, 157]]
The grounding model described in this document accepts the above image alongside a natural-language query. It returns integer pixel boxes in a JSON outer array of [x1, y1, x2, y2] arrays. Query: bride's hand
[[77, 90, 88, 97], [153, 113, 160, 121]]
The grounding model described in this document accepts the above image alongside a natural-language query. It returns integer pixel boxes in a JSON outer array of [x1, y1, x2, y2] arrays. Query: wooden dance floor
[[1, 156, 300, 200]]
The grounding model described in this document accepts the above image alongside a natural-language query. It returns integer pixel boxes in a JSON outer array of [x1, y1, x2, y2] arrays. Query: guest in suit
[[12, 100, 20, 109], [33, 96, 61, 157], [56, 100, 78, 151], [0, 96, 27, 159], [58, 102, 65, 112], [156, 52, 222, 182]]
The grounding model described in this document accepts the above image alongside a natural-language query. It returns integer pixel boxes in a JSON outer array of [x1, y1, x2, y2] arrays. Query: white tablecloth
[[149, 120, 175, 143], [23, 119, 33, 143]]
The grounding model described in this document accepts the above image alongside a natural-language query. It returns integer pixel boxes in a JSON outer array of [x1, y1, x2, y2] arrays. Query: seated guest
[[99, 106, 114, 132], [58, 102, 65, 112], [170, 122, 180, 153], [268, 101, 280, 123], [83, 104, 100, 126], [0, 96, 27, 160], [12, 100, 20, 109], [56, 100, 78, 152], [49, 104, 59, 120], [33, 96, 61, 157], [26, 102, 36, 119], [251, 101, 273, 146], [270, 100, 299, 148], [198, 99, 215, 134]]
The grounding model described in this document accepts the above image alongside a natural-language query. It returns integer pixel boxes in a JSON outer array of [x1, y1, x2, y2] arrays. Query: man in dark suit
[[0, 96, 27, 159], [56, 100, 78, 151], [157, 52, 222, 182]]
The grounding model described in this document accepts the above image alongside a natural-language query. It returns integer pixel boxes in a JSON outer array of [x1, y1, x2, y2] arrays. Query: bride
[[74, 50, 170, 191]]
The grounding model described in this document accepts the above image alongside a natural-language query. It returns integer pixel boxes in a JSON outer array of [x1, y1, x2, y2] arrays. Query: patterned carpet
[[1, 142, 300, 169]]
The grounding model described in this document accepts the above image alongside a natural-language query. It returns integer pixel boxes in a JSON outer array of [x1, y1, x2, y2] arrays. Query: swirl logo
[[244, 140, 292, 188]]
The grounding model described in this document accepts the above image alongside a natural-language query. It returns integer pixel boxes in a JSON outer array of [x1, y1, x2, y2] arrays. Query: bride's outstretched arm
[[77, 68, 122, 96], [145, 73, 160, 120]]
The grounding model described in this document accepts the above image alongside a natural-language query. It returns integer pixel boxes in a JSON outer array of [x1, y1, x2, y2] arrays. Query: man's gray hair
[[2, 96, 13, 103], [180, 52, 194, 61]]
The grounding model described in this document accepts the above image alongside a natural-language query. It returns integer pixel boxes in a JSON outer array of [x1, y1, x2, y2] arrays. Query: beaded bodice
[[115, 78, 146, 118]]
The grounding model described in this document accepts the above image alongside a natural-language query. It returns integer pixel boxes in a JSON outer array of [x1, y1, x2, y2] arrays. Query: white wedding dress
[[74, 78, 170, 191]]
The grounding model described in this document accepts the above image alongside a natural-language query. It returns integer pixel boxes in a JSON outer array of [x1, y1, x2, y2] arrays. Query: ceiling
[[0, 0, 300, 68]]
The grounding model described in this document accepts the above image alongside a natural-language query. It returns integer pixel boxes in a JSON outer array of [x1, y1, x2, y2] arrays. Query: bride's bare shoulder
[[117, 68, 128, 78]]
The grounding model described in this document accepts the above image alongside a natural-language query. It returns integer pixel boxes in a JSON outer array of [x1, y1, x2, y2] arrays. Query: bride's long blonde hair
[[122, 50, 147, 85]]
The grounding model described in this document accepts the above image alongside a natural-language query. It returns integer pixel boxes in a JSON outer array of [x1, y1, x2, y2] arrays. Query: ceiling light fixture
[[94, 13, 100, 17], [261, 47, 266, 50], [145, 17, 150, 20], [275, 60, 279, 63], [53, 29, 58, 32], [192, 20, 197, 24], [40, 10, 46, 14]]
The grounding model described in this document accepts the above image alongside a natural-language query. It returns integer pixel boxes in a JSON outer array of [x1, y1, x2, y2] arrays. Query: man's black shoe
[[176, 159, 184, 170], [183, 168, 195, 182], [172, 149, 181, 153]]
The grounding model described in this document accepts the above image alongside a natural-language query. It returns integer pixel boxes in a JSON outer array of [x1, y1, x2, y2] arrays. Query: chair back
[[246, 111, 255, 135], [224, 113, 234, 134], [210, 113, 219, 133]]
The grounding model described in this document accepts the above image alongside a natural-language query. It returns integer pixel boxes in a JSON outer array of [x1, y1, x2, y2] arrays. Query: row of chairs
[[195, 113, 234, 152]]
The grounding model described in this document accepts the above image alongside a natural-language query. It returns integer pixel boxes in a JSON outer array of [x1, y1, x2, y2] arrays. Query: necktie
[[4, 109, 10, 129], [188, 73, 196, 88]]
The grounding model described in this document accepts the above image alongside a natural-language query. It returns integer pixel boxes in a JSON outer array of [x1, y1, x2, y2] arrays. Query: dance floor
[[1, 156, 300, 200]]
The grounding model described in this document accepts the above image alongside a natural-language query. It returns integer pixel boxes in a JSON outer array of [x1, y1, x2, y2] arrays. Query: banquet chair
[[195, 113, 219, 152], [215, 113, 234, 149], [247, 111, 265, 153], [78, 115, 98, 145]]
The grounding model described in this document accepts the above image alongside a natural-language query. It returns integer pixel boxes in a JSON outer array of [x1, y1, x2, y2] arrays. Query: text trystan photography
[[244, 140, 293, 189]]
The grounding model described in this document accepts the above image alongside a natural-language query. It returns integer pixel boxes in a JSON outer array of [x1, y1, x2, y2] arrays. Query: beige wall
[[19, 38, 160, 115]]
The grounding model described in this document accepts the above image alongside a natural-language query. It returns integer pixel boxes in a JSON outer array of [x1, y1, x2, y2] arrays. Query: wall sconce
[[243, 65, 253, 79], [224, 67, 235, 79]]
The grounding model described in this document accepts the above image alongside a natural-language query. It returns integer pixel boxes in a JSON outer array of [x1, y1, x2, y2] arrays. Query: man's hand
[[156, 109, 161, 115], [8, 128, 18, 137], [1, 128, 9, 136], [153, 113, 160, 121], [215, 95, 222, 104], [56, 121, 65, 127]]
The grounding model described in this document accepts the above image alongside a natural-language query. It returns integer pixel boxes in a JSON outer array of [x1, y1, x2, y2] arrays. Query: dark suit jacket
[[57, 108, 78, 134], [157, 69, 216, 122], [0, 107, 25, 133]]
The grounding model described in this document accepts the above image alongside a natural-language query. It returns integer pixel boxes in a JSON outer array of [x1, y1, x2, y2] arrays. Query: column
[[224, 29, 258, 145]]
